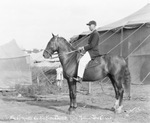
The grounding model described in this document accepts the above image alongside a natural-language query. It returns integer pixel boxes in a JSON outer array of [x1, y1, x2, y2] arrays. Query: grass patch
[[15, 66, 68, 97]]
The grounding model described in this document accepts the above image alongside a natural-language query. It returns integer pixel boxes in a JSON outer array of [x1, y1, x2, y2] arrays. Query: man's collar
[[92, 29, 96, 32], [90, 29, 96, 34]]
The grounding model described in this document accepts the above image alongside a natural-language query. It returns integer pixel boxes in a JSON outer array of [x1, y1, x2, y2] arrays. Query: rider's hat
[[86, 20, 97, 26]]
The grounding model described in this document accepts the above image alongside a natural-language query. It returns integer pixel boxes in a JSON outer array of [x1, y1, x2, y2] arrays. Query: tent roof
[[0, 40, 26, 59], [97, 4, 150, 31], [80, 4, 150, 35]]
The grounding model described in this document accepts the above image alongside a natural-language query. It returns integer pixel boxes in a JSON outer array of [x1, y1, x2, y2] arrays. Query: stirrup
[[73, 77, 82, 83]]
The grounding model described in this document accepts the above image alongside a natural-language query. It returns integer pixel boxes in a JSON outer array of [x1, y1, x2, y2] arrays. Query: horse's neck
[[57, 39, 78, 77], [58, 42, 73, 55], [57, 41, 75, 66]]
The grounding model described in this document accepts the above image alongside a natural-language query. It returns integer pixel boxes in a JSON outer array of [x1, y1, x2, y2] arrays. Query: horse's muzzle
[[43, 51, 52, 59]]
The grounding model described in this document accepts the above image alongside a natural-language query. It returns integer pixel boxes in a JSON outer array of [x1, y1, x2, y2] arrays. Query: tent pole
[[120, 27, 123, 56]]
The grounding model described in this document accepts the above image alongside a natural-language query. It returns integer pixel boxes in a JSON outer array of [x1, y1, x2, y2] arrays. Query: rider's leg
[[77, 52, 91, 79]]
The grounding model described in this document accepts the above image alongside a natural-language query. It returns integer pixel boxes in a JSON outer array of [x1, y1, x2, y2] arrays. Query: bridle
[[44, 49, 79, 58], [44, 36, 80, 57], [44, 49, 53, 56]]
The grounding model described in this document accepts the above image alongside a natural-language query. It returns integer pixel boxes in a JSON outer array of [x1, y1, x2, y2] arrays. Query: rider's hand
[[78, 47, 84, 51]]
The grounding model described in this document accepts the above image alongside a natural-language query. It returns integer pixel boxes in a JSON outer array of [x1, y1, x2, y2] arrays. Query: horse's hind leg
[[108, 75, 119, 111], [115, 76, 124, 113]]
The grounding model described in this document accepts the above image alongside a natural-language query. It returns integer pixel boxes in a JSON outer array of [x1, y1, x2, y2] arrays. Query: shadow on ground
[[2, 97, 113, 114]]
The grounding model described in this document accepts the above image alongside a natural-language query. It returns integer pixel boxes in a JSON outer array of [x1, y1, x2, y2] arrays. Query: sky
[[0, 0, 149, 50]]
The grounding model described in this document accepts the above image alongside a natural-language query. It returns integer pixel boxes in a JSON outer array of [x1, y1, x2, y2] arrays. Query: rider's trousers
[[78, 52, 91, 78]]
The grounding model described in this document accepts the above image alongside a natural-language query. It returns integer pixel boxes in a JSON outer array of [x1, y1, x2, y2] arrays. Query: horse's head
[[43, 33, 59, 59]]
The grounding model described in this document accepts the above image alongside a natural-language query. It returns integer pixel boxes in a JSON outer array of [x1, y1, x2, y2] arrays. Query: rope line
[[141, 72, 150, 83], [107, 23, 145, 54], [98, 27, 122, 46], [75, 29, 110, 48], [125, 32, 150, 59], [74, 36, 89, 48], [39, 68, 53, 84], [61, 28, 121, 55], [125, 32, 150, 84]]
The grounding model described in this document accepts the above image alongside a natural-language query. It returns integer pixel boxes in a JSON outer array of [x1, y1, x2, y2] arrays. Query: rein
[[44, 49, 79, 57], [62, 49, 79, 55], [44, 36, 80, 57]]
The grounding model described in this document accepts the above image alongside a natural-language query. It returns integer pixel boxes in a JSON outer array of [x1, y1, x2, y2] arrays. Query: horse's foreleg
[[67, 78, 77, 114], [70, 80, 77, 108]]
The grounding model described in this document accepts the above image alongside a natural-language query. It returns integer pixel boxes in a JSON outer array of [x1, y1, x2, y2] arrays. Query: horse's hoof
[[73, 105, 78, 109], [68, 110, 76, 115], [116, 109, 122, 113], [111, 107, 116, 112], [68, 107, 76, 115], [128, 96, 131, 100], [116, 106, 123, 114]]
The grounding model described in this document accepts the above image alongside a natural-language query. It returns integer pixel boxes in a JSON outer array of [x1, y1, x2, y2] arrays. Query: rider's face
[[89, 24, 96, 31]]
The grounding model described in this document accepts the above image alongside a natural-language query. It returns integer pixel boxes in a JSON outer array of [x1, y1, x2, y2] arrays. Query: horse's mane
[[58, 37, 78, 66], [59, 37, 75, 50]]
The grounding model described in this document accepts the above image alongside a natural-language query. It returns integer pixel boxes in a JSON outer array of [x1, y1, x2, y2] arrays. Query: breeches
[[78, 52, 91, 78]]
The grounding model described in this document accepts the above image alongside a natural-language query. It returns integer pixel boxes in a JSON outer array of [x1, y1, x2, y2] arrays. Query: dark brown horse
[[43, 34, 131, 114]]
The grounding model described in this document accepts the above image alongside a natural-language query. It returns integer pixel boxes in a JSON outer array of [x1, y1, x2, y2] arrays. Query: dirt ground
[[0, 82, 149, 123]]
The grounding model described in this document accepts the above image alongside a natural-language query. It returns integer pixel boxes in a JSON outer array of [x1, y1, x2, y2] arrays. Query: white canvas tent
[[0, 40, 32, 90], [98, 4, 150, 31]]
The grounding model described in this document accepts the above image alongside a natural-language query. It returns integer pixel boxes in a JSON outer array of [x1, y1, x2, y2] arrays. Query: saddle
[[85, 55, 103, 69]]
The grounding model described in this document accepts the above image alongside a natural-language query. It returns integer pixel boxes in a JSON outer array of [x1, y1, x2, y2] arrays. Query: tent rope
[[125, 32, 150, 84], [125, 32, 150, 59], [31, 52, 56, 84], [98, 27, 122, 46], [39, 68, 53, 84], [47, 29, 120, 56], [107, 23, 145, 54], [141, 72, 150, 83], [74, 36, 89, 48], [75, 29, 110, 48]]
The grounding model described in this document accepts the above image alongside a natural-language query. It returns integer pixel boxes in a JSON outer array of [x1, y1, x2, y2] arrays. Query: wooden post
[[120, 27, 123, 56], [37, 76, 39, 86], [88, 82, 91, 94]]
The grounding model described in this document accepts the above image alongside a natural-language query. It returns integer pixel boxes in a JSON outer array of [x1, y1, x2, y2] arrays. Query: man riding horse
[[75, 20, 100, 82], [43, 21, 131, 114]]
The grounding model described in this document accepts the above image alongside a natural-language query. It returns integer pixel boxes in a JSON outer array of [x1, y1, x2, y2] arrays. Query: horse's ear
[[56, 34, 59, 37], [52, 33, 55, 37]]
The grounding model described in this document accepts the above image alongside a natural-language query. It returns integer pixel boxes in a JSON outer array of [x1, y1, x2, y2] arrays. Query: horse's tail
[[122, 63, 131, 100]]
